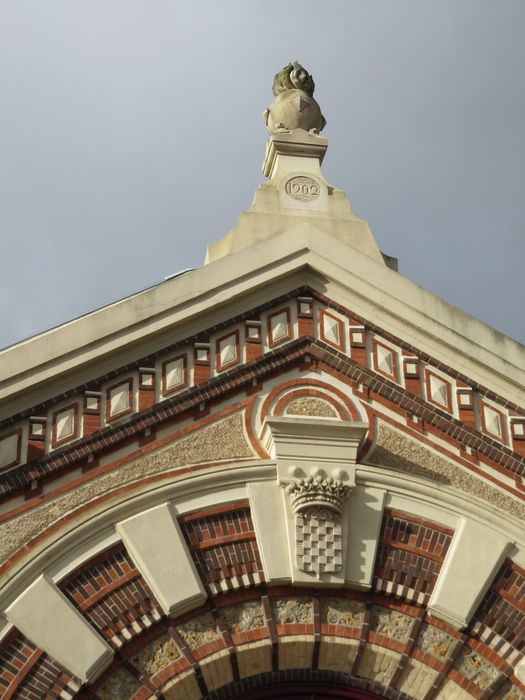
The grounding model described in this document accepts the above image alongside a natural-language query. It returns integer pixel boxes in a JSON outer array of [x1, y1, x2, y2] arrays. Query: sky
[[1, 1, 524, 349]]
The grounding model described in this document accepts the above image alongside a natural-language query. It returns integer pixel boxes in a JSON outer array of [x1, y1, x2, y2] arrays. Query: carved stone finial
[[263, 61, 326, 135], [272, 61, 316, 96]]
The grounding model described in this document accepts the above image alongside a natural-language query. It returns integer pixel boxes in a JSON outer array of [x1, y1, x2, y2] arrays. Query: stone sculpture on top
[[263, 61, 326, 134]]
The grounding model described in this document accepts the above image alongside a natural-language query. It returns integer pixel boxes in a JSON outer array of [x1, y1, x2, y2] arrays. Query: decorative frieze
[[222, 601, 265, 634], [0, 289, 523, 484], [321, 598, 365, 628], [130, 633, 180, 675]]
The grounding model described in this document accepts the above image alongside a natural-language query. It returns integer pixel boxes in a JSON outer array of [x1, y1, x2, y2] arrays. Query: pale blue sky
[[1, 1, 524, 346]]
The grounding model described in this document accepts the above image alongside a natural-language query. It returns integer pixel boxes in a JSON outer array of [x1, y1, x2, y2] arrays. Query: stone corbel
[[261, 416, 368, 585]]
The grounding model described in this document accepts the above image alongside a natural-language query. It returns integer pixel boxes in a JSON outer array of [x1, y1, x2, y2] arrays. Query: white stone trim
[[172, 484, 248, 515], [357, 464, 525, 548], [262, 416, 368, 485], [5, 574, 113, 682], [1, 460, 524, 635], [48, 526, 120, 584], [117, 502, 206, 616], [262, 416, 368, 586], [428, 517, 513, 629], [247, 480, 291, 584], [345, 486, 386, 589], [0, 617, 12, 643]]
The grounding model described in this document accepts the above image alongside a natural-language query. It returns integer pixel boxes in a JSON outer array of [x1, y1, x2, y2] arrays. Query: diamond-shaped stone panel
[[219, 334, 238, 368], [164, 356, 186, 392], [55, 407, 76, 442], [269, 311, 290, 343], [321, 311, 342, 347], [484, 404, 503, 438], [375, 342, 395, 377], [428, 373, 450, 408], [109, 382, 130, 417], [0, 431, 20, 469]]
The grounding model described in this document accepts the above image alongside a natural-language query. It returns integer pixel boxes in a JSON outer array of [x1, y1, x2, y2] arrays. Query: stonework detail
[[284, 176, 321, 202], [284, 475, 351, 577], [296, 510, 343, 576], [131, 634, 180, 676], [321, 598, 365, 627], [272, 597, 314, 625], [357, 644, 400, 686], [369, 606, 414, 642], [416, 622, 455, 659], [223, 601, 265, 634], [284, 397, 337, 418], [0, 411, 252, 566], [454, 647, 500, 689], [176, 612, 220, 649], [395, 658, 438, 698], [96, 667, 141, 700], [264, 61, 325, 134], [374, 422, 525, 520]]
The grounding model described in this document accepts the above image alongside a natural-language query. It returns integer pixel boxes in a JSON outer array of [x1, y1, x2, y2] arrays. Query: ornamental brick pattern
[[77, 590, 525, 700], [59, 544, 162, 649], [0, 630, 80, 700], [469, 559, 525, 664], [11, 653, 81, 700], [372, 510, 453, 605], [2, 286, 525, 503], [179, 503, 265, 594]]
